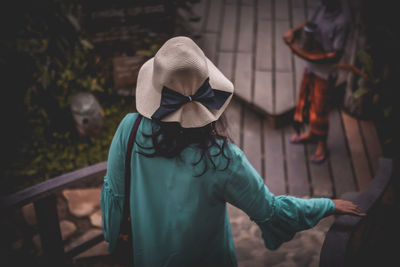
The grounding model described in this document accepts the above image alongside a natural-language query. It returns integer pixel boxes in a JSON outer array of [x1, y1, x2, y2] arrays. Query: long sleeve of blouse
[[100, 114, 135, 252], [220, 147, 336, 250]]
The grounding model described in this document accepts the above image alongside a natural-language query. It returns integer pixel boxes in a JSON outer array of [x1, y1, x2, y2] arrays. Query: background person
[[284, 0, 349, 164]]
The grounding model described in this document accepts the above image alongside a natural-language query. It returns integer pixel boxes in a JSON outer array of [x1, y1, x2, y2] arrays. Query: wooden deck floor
[[189, 0, 383, 198], [192, 0, 318, 117]]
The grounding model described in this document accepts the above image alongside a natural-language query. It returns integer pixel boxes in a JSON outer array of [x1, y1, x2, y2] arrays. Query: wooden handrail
[[0, 161, 107, 211], [319, 158, 394, 267], [65, 232, 105, 258], [0, 161, 108, 264]]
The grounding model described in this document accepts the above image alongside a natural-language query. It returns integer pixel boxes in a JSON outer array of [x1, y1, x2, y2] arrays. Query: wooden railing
[[2, 157, 395, 266], [0, 161, 107, 265], [320, 158, 396, 267]]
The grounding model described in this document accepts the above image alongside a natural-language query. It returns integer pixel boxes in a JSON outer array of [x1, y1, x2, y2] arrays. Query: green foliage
[[353, 81, 370, 99], [353, 49, 393, 118], [135, 39, 161, 57], [353, 50, 381, 99], [357, 0, 398, 158], [0, 1, 137, 195], [356, 50, 373, 78], [4, 98, 135, 194]]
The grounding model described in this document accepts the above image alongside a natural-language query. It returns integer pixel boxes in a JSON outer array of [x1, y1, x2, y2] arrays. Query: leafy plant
[[0, 1, 134, 195], [346, 48, 394, 121], [353, 50, 389, 98]]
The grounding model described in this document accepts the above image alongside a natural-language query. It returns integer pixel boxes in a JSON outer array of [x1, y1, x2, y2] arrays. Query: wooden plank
[[263, 120, 286, 195], [343, 25, 360, 103], [225, 98, 242, 146], [307, 0, 319, 8], [348, 0, 363, 9], [275, 0, 289, 20], [234, 52, 252, 103], [220, 4, 238, 51], [293, 0, 306, 8], [336, 21, 354, 82], [65, 232, 104, 258], [0, 162, 107, 210], [336, 16, 359, 85], [255, 19, 273, 71], [275, 72, 295, 114], [217, 52, 235, 80], [190, 0, 208, 32], [359, 120, 383, 175], [35, 195, 67, 265], [206, 0, 223, 33], [327, 109, 357, 197], [243, 108, 263, 175], [306, 143, 333, 197], [113, 56, 147, 95], [237, 6, 254, 52], [294, 55, 305, 96], [341, 111, 372, 191], [320, 158, 393, 267], [306, 0, 318, 21], [307, 4, 320, 22], [257, 0, 272, 20], [241, 0, 255, 5], [275, 20, 292, 72], [284, 126, 310, 196], [254, 71, 273, 113], [347, 1, 362, 23], [85, 3, 174, 43], [291, 7, 306, 95], [201, 32, 218, 63], [343, 20, 358, 64], [292, 7, 306, 27]]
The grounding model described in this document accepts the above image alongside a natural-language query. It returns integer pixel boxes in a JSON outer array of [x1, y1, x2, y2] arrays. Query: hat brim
[[135, 56, 234, 128]]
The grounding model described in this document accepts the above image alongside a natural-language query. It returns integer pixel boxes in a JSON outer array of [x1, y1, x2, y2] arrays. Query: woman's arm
[[283, 22, 339, 64], [283, 21, 307, 45], [100, 113, 139, 252], [335, 64, 369, 80], [288, 41, 342, 64], [220, 147, 364, 250], [286, 20, 349, 64]]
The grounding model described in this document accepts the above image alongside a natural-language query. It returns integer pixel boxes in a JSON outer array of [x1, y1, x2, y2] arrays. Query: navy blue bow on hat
[[151, 78, 232, 121]]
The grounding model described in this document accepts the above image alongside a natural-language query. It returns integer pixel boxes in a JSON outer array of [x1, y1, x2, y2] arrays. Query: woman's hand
[[332, 199, 366, 216], [283, 30, 294, 45]]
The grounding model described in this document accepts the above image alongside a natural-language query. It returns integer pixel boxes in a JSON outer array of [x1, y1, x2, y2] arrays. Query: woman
[[283, 0, 349, 163], [101, 36, 364, 266]]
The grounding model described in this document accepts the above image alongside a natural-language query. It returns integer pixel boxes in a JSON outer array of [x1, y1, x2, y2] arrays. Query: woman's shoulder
[[220, 141, 245, 162], [222, 142, 261, 178], [120, 112, 140, 125], [114, 112, 151, 139], [119, 112, 152, 129]]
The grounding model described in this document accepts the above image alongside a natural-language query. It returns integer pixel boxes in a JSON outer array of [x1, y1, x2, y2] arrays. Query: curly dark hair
[[136, 114, 232, 177]]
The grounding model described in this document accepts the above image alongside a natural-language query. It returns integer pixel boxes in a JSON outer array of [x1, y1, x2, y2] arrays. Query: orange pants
[[294, 70, 333, 139]]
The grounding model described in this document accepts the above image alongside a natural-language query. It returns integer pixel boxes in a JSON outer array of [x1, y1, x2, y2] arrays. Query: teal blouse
[[101, 113, 335, 267]]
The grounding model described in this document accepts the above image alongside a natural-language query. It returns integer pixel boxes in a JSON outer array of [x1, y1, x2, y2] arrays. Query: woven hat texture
[[135, 36, 234, 128]]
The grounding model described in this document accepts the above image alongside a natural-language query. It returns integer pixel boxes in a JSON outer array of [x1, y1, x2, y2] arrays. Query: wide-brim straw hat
[[136, 36, 234, 128]]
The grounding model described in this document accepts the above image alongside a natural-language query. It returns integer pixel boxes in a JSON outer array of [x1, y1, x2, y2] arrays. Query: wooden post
[[34, 195, 68, 266]]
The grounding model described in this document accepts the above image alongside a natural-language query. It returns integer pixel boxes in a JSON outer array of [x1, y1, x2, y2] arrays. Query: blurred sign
[[83, 1, 174, 43], [113, 55, 148, 96]]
